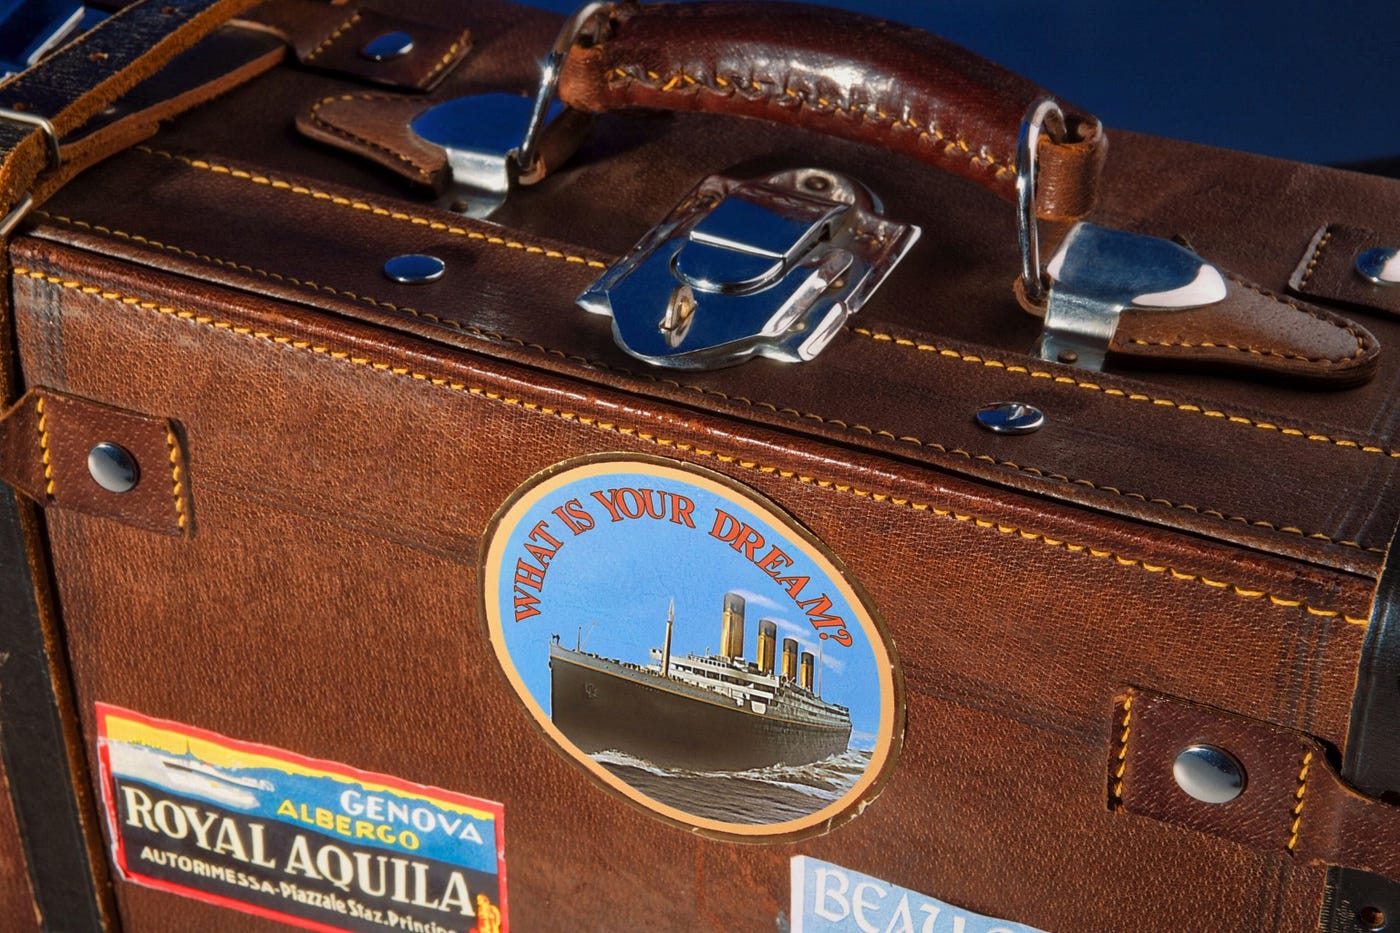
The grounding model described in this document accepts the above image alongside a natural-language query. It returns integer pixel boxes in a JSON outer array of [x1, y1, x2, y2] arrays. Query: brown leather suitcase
[[6, 2, 1400, 931]]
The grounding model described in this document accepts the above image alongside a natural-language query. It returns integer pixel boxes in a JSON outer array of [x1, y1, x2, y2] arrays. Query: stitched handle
[[556, 1, 1107, 221]]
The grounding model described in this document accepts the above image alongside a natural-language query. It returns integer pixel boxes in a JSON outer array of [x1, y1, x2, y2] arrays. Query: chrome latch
[[1038, 223, 1227, 368], [407, 2, 610, 218], [1016, 99, 1226, 370], [577, 168, 920, 369]]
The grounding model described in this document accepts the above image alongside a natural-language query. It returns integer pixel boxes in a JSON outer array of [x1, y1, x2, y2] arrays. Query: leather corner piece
[[0, 389, 191, 538], [1290, 223, 1400, 319], [1110, 274, 1381, 388], [1115, 688, 1400, 883]]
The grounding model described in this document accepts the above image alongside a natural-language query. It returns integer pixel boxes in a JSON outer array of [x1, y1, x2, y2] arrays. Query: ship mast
[[662, 599, 674, 679], [818, 639, 824, 697]]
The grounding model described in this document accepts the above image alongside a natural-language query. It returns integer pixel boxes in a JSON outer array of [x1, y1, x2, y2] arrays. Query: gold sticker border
[[480, 453, 903, 840]]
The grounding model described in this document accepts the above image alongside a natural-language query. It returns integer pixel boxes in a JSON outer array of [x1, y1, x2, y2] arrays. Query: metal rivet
[[1360, 905, 1388, 931], [1357, 247, 1400, 286], [975, 402, 1045, 434], [1173, 744, 1246, 804], [1057, 349, 1079, 365], [87, 442, 140, 494], [383, 254, 445, 284], [360, 32, 415, 62]]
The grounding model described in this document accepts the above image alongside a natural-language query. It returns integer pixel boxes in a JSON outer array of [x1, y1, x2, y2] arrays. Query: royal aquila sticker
[[95, 704, 507, 933], [482, 455, 900, 838]]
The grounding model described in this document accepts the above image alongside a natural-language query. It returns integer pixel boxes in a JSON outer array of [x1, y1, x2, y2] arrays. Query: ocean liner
[[549, 592, 852, 771]]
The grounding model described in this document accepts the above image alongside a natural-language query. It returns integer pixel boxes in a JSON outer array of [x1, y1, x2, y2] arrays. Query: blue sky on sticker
[[496, 470, 883, 746], [104, 743, 499, 873]]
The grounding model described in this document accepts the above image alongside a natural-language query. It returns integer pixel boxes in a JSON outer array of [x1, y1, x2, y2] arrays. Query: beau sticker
[[482, 455, 900, 838], [95, 704, 507, 933]]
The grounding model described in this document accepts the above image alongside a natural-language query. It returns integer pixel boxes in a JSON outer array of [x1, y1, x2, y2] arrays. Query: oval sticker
[[481, 455, 900, 838]]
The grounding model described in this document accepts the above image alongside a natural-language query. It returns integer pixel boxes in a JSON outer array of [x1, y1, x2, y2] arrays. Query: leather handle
[[557, 1, 1107, 221]]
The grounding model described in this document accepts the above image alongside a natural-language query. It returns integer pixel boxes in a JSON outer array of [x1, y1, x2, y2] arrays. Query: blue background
[[523, 0, 1400, 169]]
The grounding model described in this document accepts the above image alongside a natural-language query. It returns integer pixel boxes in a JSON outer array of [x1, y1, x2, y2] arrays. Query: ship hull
[[549, 646, 850, 771]]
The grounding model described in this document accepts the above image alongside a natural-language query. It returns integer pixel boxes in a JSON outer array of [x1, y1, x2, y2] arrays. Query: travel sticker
[[482, 455, 900, 837], [791, 857, 1046, 933], [95, 704, 506, 933]]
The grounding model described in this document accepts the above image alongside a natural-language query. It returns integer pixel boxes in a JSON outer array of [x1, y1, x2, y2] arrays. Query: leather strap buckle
[[0, 106, 62, 238]]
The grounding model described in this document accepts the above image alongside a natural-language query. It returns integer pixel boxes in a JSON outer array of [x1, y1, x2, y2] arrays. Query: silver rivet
[[87, 442, 140, 494], [1357, 247, 1400, 285], [360, 32, 415, 62], [383, 254, 445, 284], [975, 402, 1045, 434], [1173, 744, 1245, 804]]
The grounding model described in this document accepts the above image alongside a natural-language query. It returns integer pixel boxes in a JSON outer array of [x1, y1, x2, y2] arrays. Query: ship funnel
[[800, 651, 815, 690], [757, 620, 778, 674], [721, 592, 746, 660], [782, 638, 798, 680]]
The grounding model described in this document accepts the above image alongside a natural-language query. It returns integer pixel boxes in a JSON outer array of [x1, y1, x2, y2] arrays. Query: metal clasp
[[1016, 99, 1227, 370], [407, 1, 611, 218], [578, 168, 920, 369], [0, 106, 62, 238], [0, 1, 98, 78]]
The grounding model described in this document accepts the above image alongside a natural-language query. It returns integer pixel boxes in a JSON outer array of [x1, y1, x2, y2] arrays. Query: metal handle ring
[[0, 105, 61, 238], [515, 0, 615, 180], [1015, 98, 1067, 307]]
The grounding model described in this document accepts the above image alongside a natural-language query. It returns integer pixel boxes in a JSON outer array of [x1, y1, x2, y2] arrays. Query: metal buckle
[[0, 106, 62, 239], [1015, 98, 1226, 370], [407, 1, 611, 218], [577, 168, 920, 369], [0, 1, 90, 78]]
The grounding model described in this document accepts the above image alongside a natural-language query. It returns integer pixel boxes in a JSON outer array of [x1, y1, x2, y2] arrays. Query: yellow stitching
[[133, 148, 608, 270], [35, 395, 54, 497], [12, 265, 1372, 627], [309, 95, 433, 179], [425, 35, 467, 83], [306, 11, 361, 63], [36, 208, 1384, 557], [1125, 337, 1359, 365], [1110, 690, 1133, 805], [1287, 750, 1313, 852], [166, 425, 187, 531], [603, 67, 1013, 179], [1297, 228, 1334, 293], [850, 327, 1400, 461]]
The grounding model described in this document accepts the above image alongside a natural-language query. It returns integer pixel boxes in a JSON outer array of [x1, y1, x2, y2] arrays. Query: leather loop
[[1290, 224, 1400, 319], [237, 0, 472, 92], [0, 389, 191, 537], [1117, 688, 1400, 882], [1109, 272, 1381, 387], [556, 2, 1106, 220]]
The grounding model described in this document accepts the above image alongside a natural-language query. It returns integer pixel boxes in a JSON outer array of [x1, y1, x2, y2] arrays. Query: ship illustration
[[549, 592, 852, 771]]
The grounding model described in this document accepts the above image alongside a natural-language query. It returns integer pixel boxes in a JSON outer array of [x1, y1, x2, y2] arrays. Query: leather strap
[[0, 486, 110, 931], [0, 0, 261, 239], [1117, 688, 1400, 882], [0, 0, 261, 403], [556, 2, 1107, 221]]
